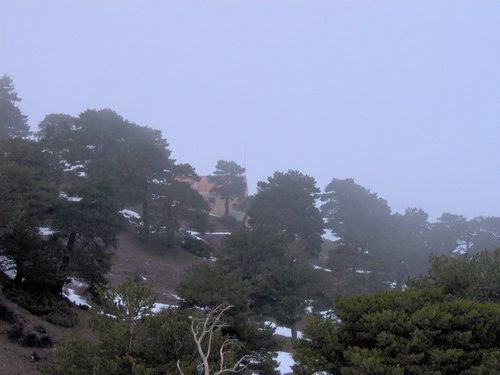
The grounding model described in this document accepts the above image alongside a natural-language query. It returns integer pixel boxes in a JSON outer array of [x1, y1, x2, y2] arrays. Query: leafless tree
[[177, 304, 256, 375]]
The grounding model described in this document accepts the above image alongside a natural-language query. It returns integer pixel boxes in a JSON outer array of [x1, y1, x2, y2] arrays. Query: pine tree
[[0, 75, 30, 140]]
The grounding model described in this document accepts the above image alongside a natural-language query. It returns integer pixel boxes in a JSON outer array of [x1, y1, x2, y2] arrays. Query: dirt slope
[[107, 229, 208, 303]]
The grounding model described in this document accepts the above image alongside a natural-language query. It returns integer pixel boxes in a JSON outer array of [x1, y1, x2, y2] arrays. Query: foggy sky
[[1, 1, 499, 220]]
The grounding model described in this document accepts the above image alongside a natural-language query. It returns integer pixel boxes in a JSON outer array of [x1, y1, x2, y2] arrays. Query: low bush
[[7, 323, 53, 348], [5, 286, 79, 327], [182, 235, 212, 258], [0, 298, 16, 323]]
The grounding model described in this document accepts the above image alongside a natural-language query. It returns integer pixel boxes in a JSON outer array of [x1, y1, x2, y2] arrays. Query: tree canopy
[[248, 170, 324, 255], [208, 160, 247, 218], [0, 75, 30, 140]]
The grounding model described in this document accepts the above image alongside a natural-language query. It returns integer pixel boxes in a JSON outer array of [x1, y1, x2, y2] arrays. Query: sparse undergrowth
[[4, 286, 79, 328]]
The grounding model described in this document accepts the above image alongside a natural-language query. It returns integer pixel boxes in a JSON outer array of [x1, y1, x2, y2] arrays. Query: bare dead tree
[[177, 304, 256, 375]]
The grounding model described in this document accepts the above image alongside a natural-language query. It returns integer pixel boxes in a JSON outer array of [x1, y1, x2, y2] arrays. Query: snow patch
[[355, 269, 372, 274], [186, 230, 208, 243], [276, 352, 294, 374], [170, 293, 183, 301], [313, 265, 332, 273], [63, 288, 91, 308], [0, 255, 16, 279], [265, 321, 302, 339], [119, 209, 141, 219], [38, 227, 55, 236], [151, 302, 174, 313]]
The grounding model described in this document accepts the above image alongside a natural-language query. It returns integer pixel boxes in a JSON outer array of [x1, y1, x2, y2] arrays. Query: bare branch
[[177, 304, 256, 375], [176, 359, 186, 375]]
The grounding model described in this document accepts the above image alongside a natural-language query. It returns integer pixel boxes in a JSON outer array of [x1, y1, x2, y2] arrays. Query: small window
[[208, 197, 216, 203]]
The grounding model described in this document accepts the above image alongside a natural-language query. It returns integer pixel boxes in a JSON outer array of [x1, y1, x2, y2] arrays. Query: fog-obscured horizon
[[1, 1, 499, 220]]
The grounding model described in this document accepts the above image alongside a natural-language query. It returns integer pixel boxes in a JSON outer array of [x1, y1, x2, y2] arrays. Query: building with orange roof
[[190, 176, 248, 221]]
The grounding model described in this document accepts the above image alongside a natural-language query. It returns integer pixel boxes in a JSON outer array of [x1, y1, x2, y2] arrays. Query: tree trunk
[[291, 322, 298, 343], [224, 197, 230, 217], [142, 191, 149, 232]]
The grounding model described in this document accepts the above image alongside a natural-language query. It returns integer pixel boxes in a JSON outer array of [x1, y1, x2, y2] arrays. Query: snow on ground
[[38, 227, 55, 236], [355, 268, 372, 274], [265, 321, 302, 339], [119, 209, 141, 219], [0, 255, 16, 279], [186, 230, 208, 243], [63, 163, 85, 172], [63, 287, 91, 308], [151, 302, 174, 313], [313, 265, 332, 272], [276, 351, 294, 374], [59, 192, 82, 202], [170, 293, 183, 301]]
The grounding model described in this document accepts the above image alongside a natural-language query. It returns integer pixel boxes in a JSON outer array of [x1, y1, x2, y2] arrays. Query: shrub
[[5, 286, 79, 327], [0, 298, 16, 323], [182, 235, 212, 258], [46, 300, 79, 328]]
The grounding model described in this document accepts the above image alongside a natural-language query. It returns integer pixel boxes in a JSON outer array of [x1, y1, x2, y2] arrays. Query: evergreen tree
[[0, 75, 30, 140], [218, 225, 315, 341], [248, 170, 324, 255], [208, 160, 246, 218], [294, 288, 500, 375], [0, 138, 58, 288], [36, 113, 79, 192], [177, 262, 280, 374]]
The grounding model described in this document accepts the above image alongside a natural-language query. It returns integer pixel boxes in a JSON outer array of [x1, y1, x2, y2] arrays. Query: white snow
[[265, 321, 302, 339], [60, 192, 83, 202], [119, 209, 141, 221], [206, 232, 231, 235], [186, 230, 208, 243], [70, 278, 87, 288], [63, 163, 84, 172], [0, 255, 16, 279], [63, 287, 91, 308], [38, 227, 55, 236], [355, 269, 372, 274], [276, 351, 294, 374], [313, 265, 332, 273], [151, 302, 173, 313]]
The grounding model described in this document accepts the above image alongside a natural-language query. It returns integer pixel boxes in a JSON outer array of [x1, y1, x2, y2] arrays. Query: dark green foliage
[[179, 225, 319, 367], [294, 288, 500, 375], [43, 279, 253, 375], [0, 75, 30, 140], [177, 264, 251, 309], [53, 176, 122, 287], [147, 175, 211, 247], [322, 177, 392, 250], [208, 160, 246, 217], [249, 170, 324, 255], [4, 286, 79, 327], [177, 261, 280, 374], [7, 322, 53, 348], [36, 113, 79, 192], [410, 248, 500, 302], [45, 301, 80, 328], [181, 235, 212, 258], [321, 178, 436, 291]]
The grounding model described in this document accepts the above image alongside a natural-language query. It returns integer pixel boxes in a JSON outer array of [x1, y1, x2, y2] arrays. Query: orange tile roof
[[197, 176, 216, 193]]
